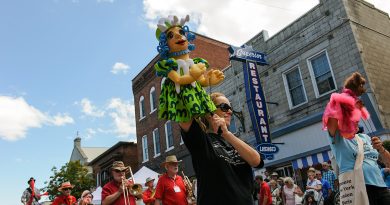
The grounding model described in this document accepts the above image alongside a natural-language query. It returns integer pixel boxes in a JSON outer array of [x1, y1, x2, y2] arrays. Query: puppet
[[322, 72, 370, 139], [154, 15, 224, 122]]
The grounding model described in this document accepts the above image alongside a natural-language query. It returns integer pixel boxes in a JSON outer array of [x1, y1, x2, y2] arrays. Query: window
[[229, 115, 237, 133], [165, 121, 174, 150], [153, 128, 161, 156], [142, 135, 148, 162], [139, 96, 146, 119], [282, 66, 308, 108], [307, 50, 336, 97], [150, 87, 157, 113]]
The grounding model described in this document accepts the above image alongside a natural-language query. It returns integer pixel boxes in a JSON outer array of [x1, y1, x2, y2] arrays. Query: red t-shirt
[[52, 195, 77, 205], [259, 182, 272, 205], [101, 180, 136, 205], [154, 173, 188, 205], [142, 188, 155, 204]]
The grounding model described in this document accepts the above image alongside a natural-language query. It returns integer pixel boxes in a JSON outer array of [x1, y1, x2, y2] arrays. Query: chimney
[[74, 137, 81, 147]]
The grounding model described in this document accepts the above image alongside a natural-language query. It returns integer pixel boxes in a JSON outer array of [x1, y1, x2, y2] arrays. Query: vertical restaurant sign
[[229, 45, 278, 160]]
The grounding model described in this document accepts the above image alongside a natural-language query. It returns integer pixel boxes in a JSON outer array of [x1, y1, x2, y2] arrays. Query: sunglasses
[[114, 169, 126, 173], [216, 103, 232, 112], [63, 188, 72, 191]]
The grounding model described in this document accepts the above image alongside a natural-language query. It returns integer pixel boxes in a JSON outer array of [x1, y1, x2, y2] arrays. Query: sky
[[0, 0, 389, 204]]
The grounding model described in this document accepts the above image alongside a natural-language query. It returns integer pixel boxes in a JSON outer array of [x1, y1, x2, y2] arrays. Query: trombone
[[121, 166, 143, 205]]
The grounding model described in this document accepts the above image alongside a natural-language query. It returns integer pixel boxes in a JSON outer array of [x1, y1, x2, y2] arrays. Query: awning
[[292, 150, 331, 170]]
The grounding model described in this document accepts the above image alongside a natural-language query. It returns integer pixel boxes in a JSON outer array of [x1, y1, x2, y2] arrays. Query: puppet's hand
[[190, 63, 206, 80], [207, 69, 224, 85]]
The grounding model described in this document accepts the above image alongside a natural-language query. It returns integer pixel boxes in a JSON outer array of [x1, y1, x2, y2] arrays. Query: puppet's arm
[[197, 69, 224, 87]]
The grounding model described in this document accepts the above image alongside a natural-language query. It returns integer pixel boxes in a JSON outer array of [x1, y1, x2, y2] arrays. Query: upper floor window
[[142, 135, 148, 162], [307, 50, 336, 97], [282, 66, 308, 109], [150, 87, 157, 113], [139, 96, 146, 119], [165, 121, 174, 150], [153, 128, 161, 156]]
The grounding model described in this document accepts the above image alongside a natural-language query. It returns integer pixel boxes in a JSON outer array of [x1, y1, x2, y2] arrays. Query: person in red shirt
[[256, 176, 272, 205], [154, 155, 189, 205], [52, 182, 77, 205], [102, 161, 136, 205], [142, 177, 156, 205]]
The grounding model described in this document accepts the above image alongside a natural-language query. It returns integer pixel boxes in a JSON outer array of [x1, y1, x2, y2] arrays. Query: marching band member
[[102, 161, 136, 205], [154, 155, 188, 205], [142, 177, 156, 205], [52, 182, 77, 205], [21, 177, 41, 205], [180, 92, 264, 205]]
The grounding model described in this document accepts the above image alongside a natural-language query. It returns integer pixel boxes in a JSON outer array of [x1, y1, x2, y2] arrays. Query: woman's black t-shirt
[[181, 120, 264, 205]]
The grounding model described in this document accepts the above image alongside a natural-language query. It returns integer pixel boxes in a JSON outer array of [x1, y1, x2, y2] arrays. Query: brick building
[[88, 141, 138, 187], [132, 33, 230, 176], [212, 0, 390, 186]]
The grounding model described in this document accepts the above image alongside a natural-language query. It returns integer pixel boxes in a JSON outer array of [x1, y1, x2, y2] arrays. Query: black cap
[[27, 177, 35, 184]]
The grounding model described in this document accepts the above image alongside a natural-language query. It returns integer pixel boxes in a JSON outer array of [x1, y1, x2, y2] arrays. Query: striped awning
[[292, 150, 332, 170]]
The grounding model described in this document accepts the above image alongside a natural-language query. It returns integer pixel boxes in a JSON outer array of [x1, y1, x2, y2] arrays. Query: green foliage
[[383, 140, 390, 152], [44, 160, 94, 200]]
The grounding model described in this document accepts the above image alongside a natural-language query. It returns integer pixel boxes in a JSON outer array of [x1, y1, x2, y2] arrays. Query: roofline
[[88, 141, 137, 165], [131, 32, 230, 82]]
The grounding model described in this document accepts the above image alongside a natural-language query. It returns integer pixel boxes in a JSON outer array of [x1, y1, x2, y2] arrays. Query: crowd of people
[[20, 14, 390, 205]]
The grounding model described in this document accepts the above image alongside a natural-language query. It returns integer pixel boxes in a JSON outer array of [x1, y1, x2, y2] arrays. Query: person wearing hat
[[180, 92, 264, 205], [52, 181, 77, 205], [320, 162, 336, 193], [78, 190, 93, 205], [101, 161, 136, 205], [142, 177, 156, 205], [154, 155, 188, 205], [21, 177, 41, 205]]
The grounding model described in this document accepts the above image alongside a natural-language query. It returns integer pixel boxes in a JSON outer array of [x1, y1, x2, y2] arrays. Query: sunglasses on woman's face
[[216, 103, 232, 112]]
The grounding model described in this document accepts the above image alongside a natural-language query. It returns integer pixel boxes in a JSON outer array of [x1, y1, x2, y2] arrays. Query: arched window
[[150, 87, 157, 113], [161, 77, 166, 89], [139, 96, 145, 119]]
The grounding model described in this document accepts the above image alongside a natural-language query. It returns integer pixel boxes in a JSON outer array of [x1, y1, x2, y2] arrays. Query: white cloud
[[142, 0, 319, 46], [79, 98, 105, 117], [143, 0, 390, 46], [0, 96, 74, 141], [111, 62, 130, 75], [107, 98, 136, 138], [50, 113, 75, 126]]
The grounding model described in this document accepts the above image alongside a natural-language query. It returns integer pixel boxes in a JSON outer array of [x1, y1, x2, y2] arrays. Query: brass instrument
[[121, 166, 143, 205], [182, 171, 196, 204], [145, 188, 156, 205], [129, 166, 143, 197]]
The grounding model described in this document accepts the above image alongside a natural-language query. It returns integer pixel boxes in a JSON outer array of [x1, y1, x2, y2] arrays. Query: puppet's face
[[166, 26, 188, 53]]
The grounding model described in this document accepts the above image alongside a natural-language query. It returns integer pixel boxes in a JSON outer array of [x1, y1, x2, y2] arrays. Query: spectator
[[257, 176, 272, 205], [282, 177, 303, 205], [321, 162, 336, 192], [269, 180, 281, 205], [315, 170, 331, 205]]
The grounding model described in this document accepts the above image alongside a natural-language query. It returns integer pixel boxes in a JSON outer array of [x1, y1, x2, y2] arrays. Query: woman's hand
[[209, 114, 228, 134]]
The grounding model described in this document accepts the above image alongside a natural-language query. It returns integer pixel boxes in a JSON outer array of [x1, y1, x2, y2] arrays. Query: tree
[[44, 160, 95, 200]]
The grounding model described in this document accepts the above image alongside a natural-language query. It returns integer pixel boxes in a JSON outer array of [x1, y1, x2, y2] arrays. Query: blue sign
[[229, 45, 278, 160], [228, 45, 268, 65], [256, 143, 279, 160]]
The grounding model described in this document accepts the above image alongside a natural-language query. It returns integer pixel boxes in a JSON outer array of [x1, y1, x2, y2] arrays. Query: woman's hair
[[283, 177, 294, 185], [269, 179, 277, 186], [343, 72, 366, 96], [195, 92, 225, 132]]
